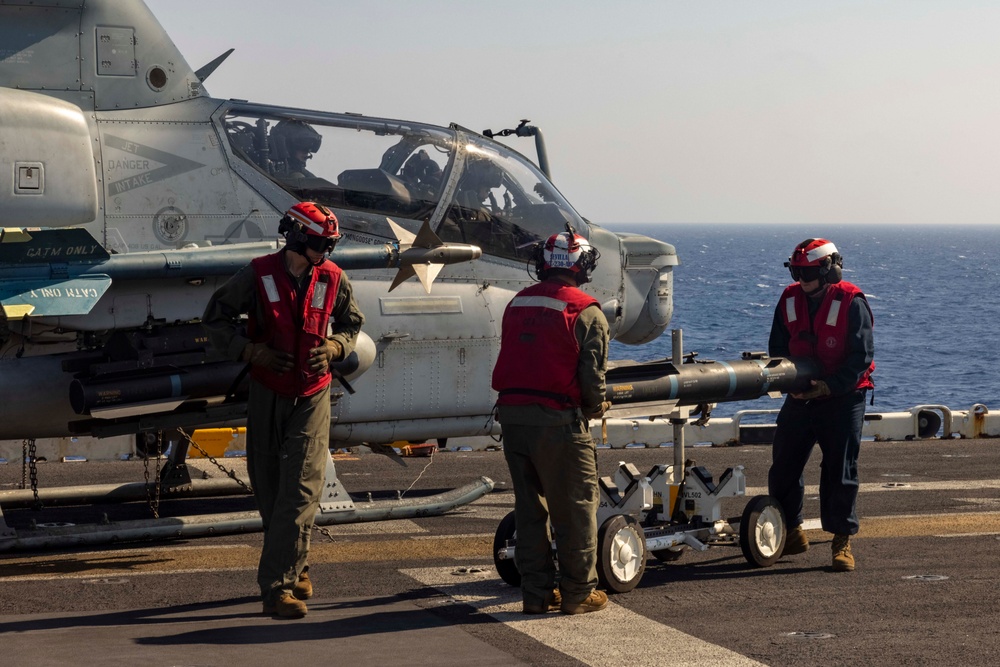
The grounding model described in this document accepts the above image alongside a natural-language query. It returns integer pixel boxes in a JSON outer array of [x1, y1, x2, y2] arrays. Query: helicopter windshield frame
[[218, 102, 587, 261]]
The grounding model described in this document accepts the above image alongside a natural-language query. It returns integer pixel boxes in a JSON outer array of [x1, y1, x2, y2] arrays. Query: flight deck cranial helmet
[[785, 238, 843, 286], [278, 202, 340, 262], [535, 231, 599, 284]]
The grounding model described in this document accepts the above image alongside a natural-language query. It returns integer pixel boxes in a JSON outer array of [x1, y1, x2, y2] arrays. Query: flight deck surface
[[2, 440, 999, 666]]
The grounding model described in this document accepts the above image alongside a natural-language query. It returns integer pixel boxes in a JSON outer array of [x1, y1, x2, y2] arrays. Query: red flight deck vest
[[249, 251, 342, 397], [779, 280, 875, 391], [492, 280, 600, 410]]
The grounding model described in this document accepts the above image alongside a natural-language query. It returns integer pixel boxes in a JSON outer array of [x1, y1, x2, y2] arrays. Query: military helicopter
[[0, 0, 685, 449]]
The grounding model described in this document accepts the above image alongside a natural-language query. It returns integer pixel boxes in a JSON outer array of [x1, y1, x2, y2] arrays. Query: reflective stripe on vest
[[510, 295, 569, 312]]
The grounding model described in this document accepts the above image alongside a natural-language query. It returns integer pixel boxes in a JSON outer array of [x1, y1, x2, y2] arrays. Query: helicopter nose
[[616, 234, 678, 344]]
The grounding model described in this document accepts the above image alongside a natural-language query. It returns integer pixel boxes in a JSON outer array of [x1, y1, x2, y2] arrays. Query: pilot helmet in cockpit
[[461, 156, 503, 197], [270, 120, 322, 176]]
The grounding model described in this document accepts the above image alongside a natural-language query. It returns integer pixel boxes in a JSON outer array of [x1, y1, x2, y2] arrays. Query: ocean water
[[604, 223, 1000, 416]]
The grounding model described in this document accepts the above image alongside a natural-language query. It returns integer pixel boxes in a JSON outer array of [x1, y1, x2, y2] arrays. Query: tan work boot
[[523, 589, 562, 615], [293, 569, 313, 600], [561, 589, 608, 615], [263, 591, 308, 618], [783, 525, 810, 556], [832, 534, 855, 572]]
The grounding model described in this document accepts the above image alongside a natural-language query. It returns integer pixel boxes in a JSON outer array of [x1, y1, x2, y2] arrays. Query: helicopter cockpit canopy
[[223, 106, 587, 262]]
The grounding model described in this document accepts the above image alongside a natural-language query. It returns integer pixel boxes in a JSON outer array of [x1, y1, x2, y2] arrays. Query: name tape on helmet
[[546, 251, 578, 269]]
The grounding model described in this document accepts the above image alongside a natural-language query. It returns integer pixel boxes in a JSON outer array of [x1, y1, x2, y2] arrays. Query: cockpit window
[[439, 136, 587, 263], [223, 107, 586, 262], [223, 110, 455, 230]]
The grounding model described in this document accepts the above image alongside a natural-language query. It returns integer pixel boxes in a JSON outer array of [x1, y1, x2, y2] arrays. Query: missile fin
[[412, 263, 443, 294], [1, 303, 35, 318], [412, 219, 444, 249], [386, 217, 415, 247], [0, 228, 108, 264], [389, 264, 416, 292], [0, 275, 111, 317], [1, 228, 33, 244]]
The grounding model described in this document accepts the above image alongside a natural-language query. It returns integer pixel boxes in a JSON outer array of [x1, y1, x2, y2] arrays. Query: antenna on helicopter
[[195, 48, 235, 83], [481, 119, 550, 180]]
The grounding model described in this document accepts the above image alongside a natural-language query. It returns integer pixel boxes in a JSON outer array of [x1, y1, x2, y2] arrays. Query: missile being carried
[[603, 330, 823, 419]]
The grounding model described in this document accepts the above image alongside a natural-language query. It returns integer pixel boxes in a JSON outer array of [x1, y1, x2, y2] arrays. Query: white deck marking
[[318, 518, 426, 535], [748, 478, 1000, 496], [1, 567, 253, 583], [402, 566, 767, 667]]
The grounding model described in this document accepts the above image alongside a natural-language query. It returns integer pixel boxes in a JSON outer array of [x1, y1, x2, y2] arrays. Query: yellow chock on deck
[[393, 441, 436, 457], [189, 427, 245, 458]]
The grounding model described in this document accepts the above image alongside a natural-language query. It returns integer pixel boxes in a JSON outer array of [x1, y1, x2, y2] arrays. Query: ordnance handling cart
[[493, 333, 790, 593]]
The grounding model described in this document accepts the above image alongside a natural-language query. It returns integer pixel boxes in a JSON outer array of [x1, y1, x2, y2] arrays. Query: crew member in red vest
[[768, 238, 874, 572], [492, 230, 612, 615], [203, 202, 364, 617]]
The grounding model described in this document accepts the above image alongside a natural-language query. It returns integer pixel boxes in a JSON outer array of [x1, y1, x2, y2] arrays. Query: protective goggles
[[786, 264, 822, 282], [305, 234, 335, 254]]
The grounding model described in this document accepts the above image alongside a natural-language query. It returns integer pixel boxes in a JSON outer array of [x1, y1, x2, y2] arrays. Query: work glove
[[242, 342, 294, 374], [307, 338, 344, 373], [582, 401, 612, 420], [792, 380, 831, 401]]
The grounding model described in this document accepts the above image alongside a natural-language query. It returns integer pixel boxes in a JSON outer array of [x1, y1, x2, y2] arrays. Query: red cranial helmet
[[279, 202, 340, 260], [785, 238, 842, 284], [285, 202, 339, 239], [536, 231, 599, 284]]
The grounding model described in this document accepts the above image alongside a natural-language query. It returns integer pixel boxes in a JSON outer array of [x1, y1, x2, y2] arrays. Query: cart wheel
[[493, 510, 521, 587], [651, 546, 685, 562], [597, 514, 647, 593], [739, 495, 786, 568]]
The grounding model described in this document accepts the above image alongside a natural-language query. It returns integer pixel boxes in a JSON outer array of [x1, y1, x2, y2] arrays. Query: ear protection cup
[[819, 252, 843, 284], [530, 242, 546, 278], [575, 248, 599, 284]]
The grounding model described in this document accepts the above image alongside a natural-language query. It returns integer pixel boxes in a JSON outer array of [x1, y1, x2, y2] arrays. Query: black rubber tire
[[493, 510, 521, 587], [596, 514, 647, 593], [651, 546, 685, 562], [739, 495, 786, 568]]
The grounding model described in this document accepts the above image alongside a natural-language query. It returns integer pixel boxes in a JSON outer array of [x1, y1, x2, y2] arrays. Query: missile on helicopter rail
[[0, 220, 481, 321]]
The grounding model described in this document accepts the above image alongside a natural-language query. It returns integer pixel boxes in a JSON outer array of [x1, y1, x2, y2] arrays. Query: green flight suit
[[202, 251, 364, 603], [497, 303, 609, 608]]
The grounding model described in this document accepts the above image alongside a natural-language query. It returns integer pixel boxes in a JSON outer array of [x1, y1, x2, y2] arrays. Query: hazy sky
[[146, 1, 999, 226]]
